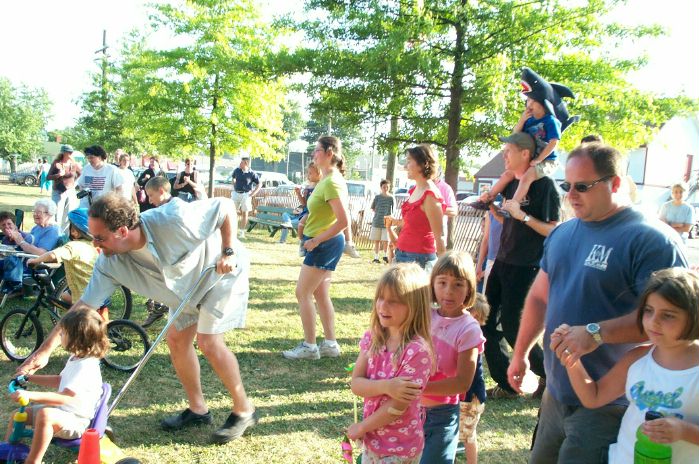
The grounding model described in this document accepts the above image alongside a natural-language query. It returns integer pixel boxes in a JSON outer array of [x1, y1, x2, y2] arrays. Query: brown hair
[[317, 136, 346, 175], [89, 192, 140, 232], [469, 293, 490, 326], [0, 211, 16, 224], [145, 175, 171, 193], [406, 144, 437, 180], [60, 307, 109, 358], [636, 268, 699, 341], [567, 142, 625, 178], [430, 251, 477, 310]]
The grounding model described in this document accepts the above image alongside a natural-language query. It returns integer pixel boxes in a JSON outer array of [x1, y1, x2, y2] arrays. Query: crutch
[[108, 265, 222, 415]]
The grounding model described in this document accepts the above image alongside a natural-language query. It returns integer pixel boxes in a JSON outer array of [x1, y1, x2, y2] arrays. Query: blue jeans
[[278, 212, 300, 243], [395, 249, 438, 274], [2, 256, 24, 284], [420, 403, 460, 464]]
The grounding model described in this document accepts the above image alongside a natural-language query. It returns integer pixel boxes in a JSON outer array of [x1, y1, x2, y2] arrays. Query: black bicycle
[[0, 264, 149, 372]]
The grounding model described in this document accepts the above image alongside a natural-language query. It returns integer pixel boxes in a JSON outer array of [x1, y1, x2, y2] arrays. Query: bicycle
[[0, 262, 150, 372]]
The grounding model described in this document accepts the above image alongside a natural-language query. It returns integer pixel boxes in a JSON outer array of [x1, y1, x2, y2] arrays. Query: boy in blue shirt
[[473, 97, 561, 208]]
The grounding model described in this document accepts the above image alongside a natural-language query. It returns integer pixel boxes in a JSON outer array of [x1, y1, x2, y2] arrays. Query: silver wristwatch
[[586, 322, 603, 345]]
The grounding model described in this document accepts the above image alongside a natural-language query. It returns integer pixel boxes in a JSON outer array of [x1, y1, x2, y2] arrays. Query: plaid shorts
[[459, 398, 485, 444]]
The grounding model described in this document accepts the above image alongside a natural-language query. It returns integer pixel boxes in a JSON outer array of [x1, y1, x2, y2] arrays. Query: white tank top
[[609, 347, 699, 463]]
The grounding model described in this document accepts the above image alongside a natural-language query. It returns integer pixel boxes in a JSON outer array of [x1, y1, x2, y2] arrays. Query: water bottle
[[634, 411, 672, 463]]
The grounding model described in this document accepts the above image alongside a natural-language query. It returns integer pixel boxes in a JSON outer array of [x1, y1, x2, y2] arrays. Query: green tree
[[119, 0, 288, 195], [0, 77, 51, 170], [295, 0, 698, 192]]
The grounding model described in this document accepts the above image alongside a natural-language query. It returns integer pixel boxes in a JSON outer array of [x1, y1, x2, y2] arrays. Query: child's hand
[[642, 416, 686, 444], [10, 391, 30, 404], [385, 377, 421, 402], [347, 423, 364, 441]]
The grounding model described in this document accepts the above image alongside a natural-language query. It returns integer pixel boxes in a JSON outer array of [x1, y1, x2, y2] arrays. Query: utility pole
[[95, 30, 109, 144]]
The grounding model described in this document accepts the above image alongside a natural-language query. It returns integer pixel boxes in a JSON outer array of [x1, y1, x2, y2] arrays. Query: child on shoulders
[[553, 268, 699, 463], [347, 264, 435, 463], [4, 308, 108, 464], [473, 96, 561, 210]]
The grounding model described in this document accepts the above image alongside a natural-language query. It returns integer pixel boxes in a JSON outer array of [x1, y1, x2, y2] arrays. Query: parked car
[[455, 191, 475, 202], [9, 167, 38, 186]]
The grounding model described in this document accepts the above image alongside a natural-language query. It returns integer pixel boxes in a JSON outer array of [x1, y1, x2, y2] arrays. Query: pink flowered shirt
[[422, 308, 485, 405], [359, 331, 432, 458]]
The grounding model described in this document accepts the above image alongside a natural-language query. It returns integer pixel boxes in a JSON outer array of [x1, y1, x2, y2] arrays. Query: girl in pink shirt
[[421, 251, 485, 464], [347, 264, 435, 463]]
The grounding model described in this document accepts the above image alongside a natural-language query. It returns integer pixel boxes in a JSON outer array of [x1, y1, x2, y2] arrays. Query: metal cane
[[108, 265, 222, 415]]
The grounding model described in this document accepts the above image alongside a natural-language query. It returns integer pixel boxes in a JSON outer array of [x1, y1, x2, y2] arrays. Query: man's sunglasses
[[559, 175, 612, 193]]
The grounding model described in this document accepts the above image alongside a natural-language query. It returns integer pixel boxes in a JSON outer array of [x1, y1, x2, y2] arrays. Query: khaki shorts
[[231, 191, 253, 212], [31, 405, 90, 440], [534, 159, 558, 180], [369, 226, 389, 242], [170, 291, 249, 334], [459, 398, 485, 444]]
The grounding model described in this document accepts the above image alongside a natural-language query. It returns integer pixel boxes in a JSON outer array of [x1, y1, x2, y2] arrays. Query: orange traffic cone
[[77, 428, 100, 464]]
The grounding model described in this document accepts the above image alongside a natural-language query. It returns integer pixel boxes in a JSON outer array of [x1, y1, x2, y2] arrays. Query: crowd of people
[[1, 127, 697, 464]]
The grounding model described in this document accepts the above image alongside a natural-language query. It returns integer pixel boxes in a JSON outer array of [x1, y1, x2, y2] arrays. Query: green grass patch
[[0, 184, 539, 463]]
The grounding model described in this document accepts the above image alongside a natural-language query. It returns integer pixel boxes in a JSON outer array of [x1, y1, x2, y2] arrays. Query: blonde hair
[[368, 264, 434, 368], [469, 293, 490, 326], [430, 251, 477, 310]]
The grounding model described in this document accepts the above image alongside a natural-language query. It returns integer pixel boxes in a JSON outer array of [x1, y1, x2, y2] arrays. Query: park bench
[[247, 205, 297, 238]]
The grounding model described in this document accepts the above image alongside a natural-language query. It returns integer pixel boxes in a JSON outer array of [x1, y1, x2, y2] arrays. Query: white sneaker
[[344, 244, 360, 258], [282, 342, 320, 360], [319, 341, 341, 358], [238, 230, 245, 239]]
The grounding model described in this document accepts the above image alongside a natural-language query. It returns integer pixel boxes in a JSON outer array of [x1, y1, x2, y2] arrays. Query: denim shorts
[[395, 249, 438, 274], [420, 403, 460, 464], [302, 233, 345, 271]]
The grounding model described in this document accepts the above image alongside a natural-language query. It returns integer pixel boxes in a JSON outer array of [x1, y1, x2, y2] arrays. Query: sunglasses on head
[[559, 175, 613, 193]]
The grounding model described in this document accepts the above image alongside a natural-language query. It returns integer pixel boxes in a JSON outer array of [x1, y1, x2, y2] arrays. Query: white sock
[[303, 342, 317, 349], [374, 253, 379, 259], [323, 340, 338, 347]]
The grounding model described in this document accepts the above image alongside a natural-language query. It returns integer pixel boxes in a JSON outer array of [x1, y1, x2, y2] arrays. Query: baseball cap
[[60, 144, 74, 153], [498, 133, 536, 155]]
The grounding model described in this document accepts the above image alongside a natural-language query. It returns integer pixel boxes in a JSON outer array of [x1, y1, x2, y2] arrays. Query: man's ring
[[564, 348, 571, 355]]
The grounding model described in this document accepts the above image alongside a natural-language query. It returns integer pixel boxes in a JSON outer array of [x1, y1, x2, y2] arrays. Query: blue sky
[[0, 0, 696, 129]]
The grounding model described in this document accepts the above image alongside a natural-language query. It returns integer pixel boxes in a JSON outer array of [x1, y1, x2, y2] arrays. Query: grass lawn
[[0, 183, 539, 463]]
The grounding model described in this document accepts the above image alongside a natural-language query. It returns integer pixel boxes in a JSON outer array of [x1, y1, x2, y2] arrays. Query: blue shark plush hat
[[520, 67, 580, 132], [67, 208, 91, 237]]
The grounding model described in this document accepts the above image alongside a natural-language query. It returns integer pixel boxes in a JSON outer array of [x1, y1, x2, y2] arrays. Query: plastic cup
[[520, 370, 540, 394]]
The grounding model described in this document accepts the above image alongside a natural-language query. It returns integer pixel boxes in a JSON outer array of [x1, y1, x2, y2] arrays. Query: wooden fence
[[214, 186, 485, 259]]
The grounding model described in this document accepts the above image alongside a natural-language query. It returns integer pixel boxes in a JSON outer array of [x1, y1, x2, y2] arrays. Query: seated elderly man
[[1, 199, 61, 298]]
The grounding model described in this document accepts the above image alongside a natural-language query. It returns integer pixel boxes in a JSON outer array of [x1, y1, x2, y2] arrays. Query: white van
[[256, 170, 295, 189]]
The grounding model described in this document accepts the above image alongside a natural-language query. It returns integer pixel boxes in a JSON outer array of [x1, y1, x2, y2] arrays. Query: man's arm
[[502, 199, 558, 237], [508, 270, 549, 392], [215, 202, 238, 274]]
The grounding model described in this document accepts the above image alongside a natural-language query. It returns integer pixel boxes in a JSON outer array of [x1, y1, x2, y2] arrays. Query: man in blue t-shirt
[[230, 156, 260, 239], [508, 142, 687, 463]]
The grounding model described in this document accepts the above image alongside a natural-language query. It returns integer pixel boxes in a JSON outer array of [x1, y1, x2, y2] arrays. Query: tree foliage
[[0, 77, 51, 168], [119, 0, 288, 194], [294, 0, 699, 189]]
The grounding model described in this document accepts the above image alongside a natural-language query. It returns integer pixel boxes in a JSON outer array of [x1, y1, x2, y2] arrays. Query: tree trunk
[[208, 75, 220, 198], [385, 115, 399, 187], [444, 8, 466, 249]]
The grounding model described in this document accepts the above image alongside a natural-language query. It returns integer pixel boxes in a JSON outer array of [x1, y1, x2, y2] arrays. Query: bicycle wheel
[[0, 308, 44, 362], [102, 319, 150, 372], [54, 278, 133, 320]]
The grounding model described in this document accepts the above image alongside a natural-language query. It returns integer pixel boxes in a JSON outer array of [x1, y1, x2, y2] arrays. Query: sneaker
[[382, 256, 389, 264], [282, 342, 320, 360], [211, 410, 259, 444], [319, 341, 341, 358], [468, 200, 492, 211], [344, 244, 360, 258], [161, 408, 213, 431], [487, 385, 520, 399], [142, 302, 169, 328], [372, 258, 380, 264]]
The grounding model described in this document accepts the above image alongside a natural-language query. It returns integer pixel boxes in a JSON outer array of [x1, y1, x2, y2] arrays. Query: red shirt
[[396, 188, 444, 254]]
